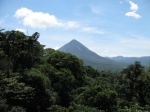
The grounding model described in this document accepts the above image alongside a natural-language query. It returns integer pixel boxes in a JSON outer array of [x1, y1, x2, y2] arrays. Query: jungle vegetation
[[0, 30, 150, 112]]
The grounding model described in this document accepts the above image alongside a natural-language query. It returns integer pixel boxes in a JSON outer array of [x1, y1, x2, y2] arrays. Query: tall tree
[[0, 30, 16, 77], [121, 61, 148, 106]]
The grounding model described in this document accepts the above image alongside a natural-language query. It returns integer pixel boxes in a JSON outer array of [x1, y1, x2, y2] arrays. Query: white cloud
[[129, 1, 138, 11], [66, 21, 79, 28], [14, 8, 32, 18], [54, 46, 60, 50], [14, 7, 78, 29], [16, 28, 26, 33], [125, 11, 141, 19], [82, 27, 105, 34], [125, 1, 141, 19], [90, 6, 103, 15], [119, 2, 123, 4]]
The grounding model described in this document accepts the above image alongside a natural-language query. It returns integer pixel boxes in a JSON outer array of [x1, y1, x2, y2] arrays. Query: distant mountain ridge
[[58, 39, 127, 71], [107, 56, 150, 67]]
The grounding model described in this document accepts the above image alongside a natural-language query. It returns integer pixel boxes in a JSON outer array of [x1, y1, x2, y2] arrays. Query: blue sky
[[0, 0, 150, 57]]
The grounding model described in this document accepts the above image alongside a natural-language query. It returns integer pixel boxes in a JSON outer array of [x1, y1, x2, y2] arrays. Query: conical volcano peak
[[70, 39, 78, 42], [69, 39, 81, 45], [59, 39, 102, 60], [58, 39, 126, 71], [58, 39, 88, 53]]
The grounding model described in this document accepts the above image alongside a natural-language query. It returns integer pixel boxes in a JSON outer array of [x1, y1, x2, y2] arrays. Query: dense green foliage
[[0, 30, 150, 112]]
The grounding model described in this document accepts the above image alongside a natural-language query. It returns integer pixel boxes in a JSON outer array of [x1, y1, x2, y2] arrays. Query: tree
[[74, 81, 118, 111], [22, 68, 52, 112], [46, 51, 85, 87], [121, 61, 148, 106], [43, 48, 55, 57], [0, 30, 16, 77], [12, 31, 42, 72], [0, 30, 43, 73]]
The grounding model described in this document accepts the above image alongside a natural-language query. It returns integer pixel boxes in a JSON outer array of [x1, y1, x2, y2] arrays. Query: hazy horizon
[[57, 39, 150, 58]]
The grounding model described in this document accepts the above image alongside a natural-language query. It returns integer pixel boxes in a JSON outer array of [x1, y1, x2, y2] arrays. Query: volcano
[[58, 39, 127, 71]]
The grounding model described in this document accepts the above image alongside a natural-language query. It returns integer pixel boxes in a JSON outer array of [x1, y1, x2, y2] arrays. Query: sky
[[0, 0, 150, 57]]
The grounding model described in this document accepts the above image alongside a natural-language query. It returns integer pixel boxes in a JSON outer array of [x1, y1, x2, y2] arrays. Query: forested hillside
[[1, 30, 150, 112]]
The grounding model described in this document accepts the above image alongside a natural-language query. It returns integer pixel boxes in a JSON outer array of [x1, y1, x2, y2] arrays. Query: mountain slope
[[108, 56, 150, 67], [58, 39, 127, 71]]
